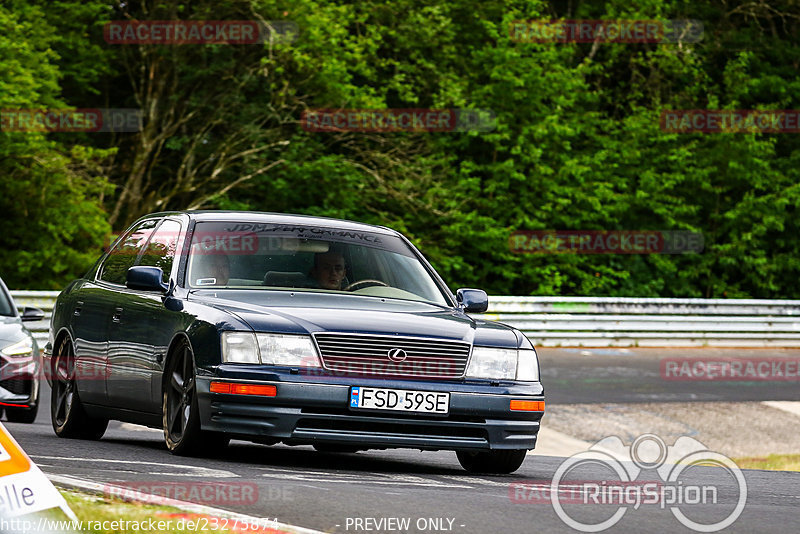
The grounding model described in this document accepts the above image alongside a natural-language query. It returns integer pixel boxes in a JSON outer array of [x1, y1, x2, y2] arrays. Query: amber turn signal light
[[509, 400, 545, 412], [210, 381, 277, 397]]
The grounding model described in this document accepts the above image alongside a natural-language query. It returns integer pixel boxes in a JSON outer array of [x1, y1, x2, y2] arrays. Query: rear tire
[[50, 336, 108, 439], [163, 340, 229, 456], [456, 449, 528, 474]]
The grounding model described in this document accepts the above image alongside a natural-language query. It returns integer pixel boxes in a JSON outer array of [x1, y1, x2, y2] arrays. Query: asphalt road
[[5, 348, 800, 533], [538, 347, 800, 404]]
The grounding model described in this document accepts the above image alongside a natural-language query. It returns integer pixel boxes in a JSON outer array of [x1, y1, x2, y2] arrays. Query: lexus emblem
[[387, 348, 407, 362]]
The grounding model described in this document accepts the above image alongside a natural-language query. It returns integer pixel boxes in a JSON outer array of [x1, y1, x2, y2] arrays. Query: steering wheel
[[343, 279, 388, 291]]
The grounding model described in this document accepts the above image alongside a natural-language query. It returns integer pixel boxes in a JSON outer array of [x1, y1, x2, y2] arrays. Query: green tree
[[0, 2, 112, 289]]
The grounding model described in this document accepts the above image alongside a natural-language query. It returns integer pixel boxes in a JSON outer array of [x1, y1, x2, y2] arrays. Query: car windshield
[[185, 221, 450, 306], [0, 283, 13, 316]]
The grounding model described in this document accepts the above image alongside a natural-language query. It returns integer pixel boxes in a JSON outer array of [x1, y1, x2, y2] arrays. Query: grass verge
[[20, 489, 284, 533], [733, 454, 800, 472]]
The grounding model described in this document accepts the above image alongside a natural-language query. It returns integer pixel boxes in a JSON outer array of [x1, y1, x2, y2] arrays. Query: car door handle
[[74, 301, 83, 316], [112, 307, 123, 323]]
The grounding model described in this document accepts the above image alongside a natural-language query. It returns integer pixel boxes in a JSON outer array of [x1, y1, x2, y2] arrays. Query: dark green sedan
[[45, 211, 544, 473]]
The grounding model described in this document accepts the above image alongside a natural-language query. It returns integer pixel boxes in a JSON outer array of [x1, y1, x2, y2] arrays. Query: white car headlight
[[466, 346, 541, 381], [1, 337, 34, 358], [516, 349, 540, 381], [221, 332, 259, 364], [466, 347, 517, 380], [221, 332, 322, 367], [256, 334, 321, 367]]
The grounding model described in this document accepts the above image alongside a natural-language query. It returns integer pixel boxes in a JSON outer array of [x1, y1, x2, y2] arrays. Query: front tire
[[163, 340, 228, 456], [50, 336, 108, 439], [456, 449, 528, 474]]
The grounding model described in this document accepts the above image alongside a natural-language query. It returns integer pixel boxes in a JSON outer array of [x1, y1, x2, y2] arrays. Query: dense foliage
[[2, 0, 798, 296]]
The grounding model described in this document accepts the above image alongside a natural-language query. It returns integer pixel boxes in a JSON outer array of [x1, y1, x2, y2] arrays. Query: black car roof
[[144, 210, 399, 236]]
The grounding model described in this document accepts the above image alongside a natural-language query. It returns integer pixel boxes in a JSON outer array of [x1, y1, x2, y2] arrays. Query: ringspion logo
[[519, 434, 746, 532], [510, 480, 665, 505]]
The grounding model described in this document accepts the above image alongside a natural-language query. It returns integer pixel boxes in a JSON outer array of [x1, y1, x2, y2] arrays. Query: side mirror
[[456, 288, 489, 313], [21, 307, 45, 322], [126, 266, 169, 292]]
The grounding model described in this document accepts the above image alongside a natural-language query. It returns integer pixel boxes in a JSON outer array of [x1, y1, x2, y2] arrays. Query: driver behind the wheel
[[193, 252, 230, 286], [309, 250, 347, 290]]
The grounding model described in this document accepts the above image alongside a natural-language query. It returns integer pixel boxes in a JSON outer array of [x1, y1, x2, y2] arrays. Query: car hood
[[0, 316, 29, 345], [188, 290, 520, 348]]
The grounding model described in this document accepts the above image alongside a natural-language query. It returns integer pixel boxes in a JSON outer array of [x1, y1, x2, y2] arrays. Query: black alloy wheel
[[163, 340, 228, 455], [50, 335, 108, 439]]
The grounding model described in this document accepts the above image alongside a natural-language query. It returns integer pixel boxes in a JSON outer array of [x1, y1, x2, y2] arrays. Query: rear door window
[[99, 219, 159, 285], [138, 220, 182, 283]]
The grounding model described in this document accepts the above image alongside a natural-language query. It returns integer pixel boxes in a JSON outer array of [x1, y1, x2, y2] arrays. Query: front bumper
[[197, 370, 544, 451], [0, 358, 39, 408]]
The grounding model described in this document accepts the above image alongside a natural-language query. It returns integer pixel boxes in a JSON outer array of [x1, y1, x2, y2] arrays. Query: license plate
[[349, 387, 449, 414]]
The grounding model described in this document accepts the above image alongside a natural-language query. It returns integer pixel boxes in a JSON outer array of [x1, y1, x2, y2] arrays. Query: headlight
[[516, 349, 540, 381], [1, 338, 34, 358], [466, 346, 540, 381], [221, 332, 259, 364], [221, 332, 322, 367], [466, 347, 517, 379], [256, 334, 321, 367]]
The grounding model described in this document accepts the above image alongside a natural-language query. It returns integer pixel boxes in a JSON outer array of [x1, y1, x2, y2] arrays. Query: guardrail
[[482, 296, 800, 347], [11, 290, 60, 346], [11, 292, 800, 348]]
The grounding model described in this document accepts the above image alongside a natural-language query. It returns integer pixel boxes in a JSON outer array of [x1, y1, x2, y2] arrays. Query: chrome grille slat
[[316, 352, 469, 360], [317, 340, 468, 351], [314, 333, 470, 379], [319, 340, 462, 348], [318, 355, 468, 363], [320, 346, 467, 355], [321, 352, 464, 360]]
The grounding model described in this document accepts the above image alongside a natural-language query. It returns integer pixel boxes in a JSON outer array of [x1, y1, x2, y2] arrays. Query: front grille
[[295, 418, 487, 442], [301, 406, 485, 423], [0, 377, 30, 395], [313, 333, 471, 379]]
